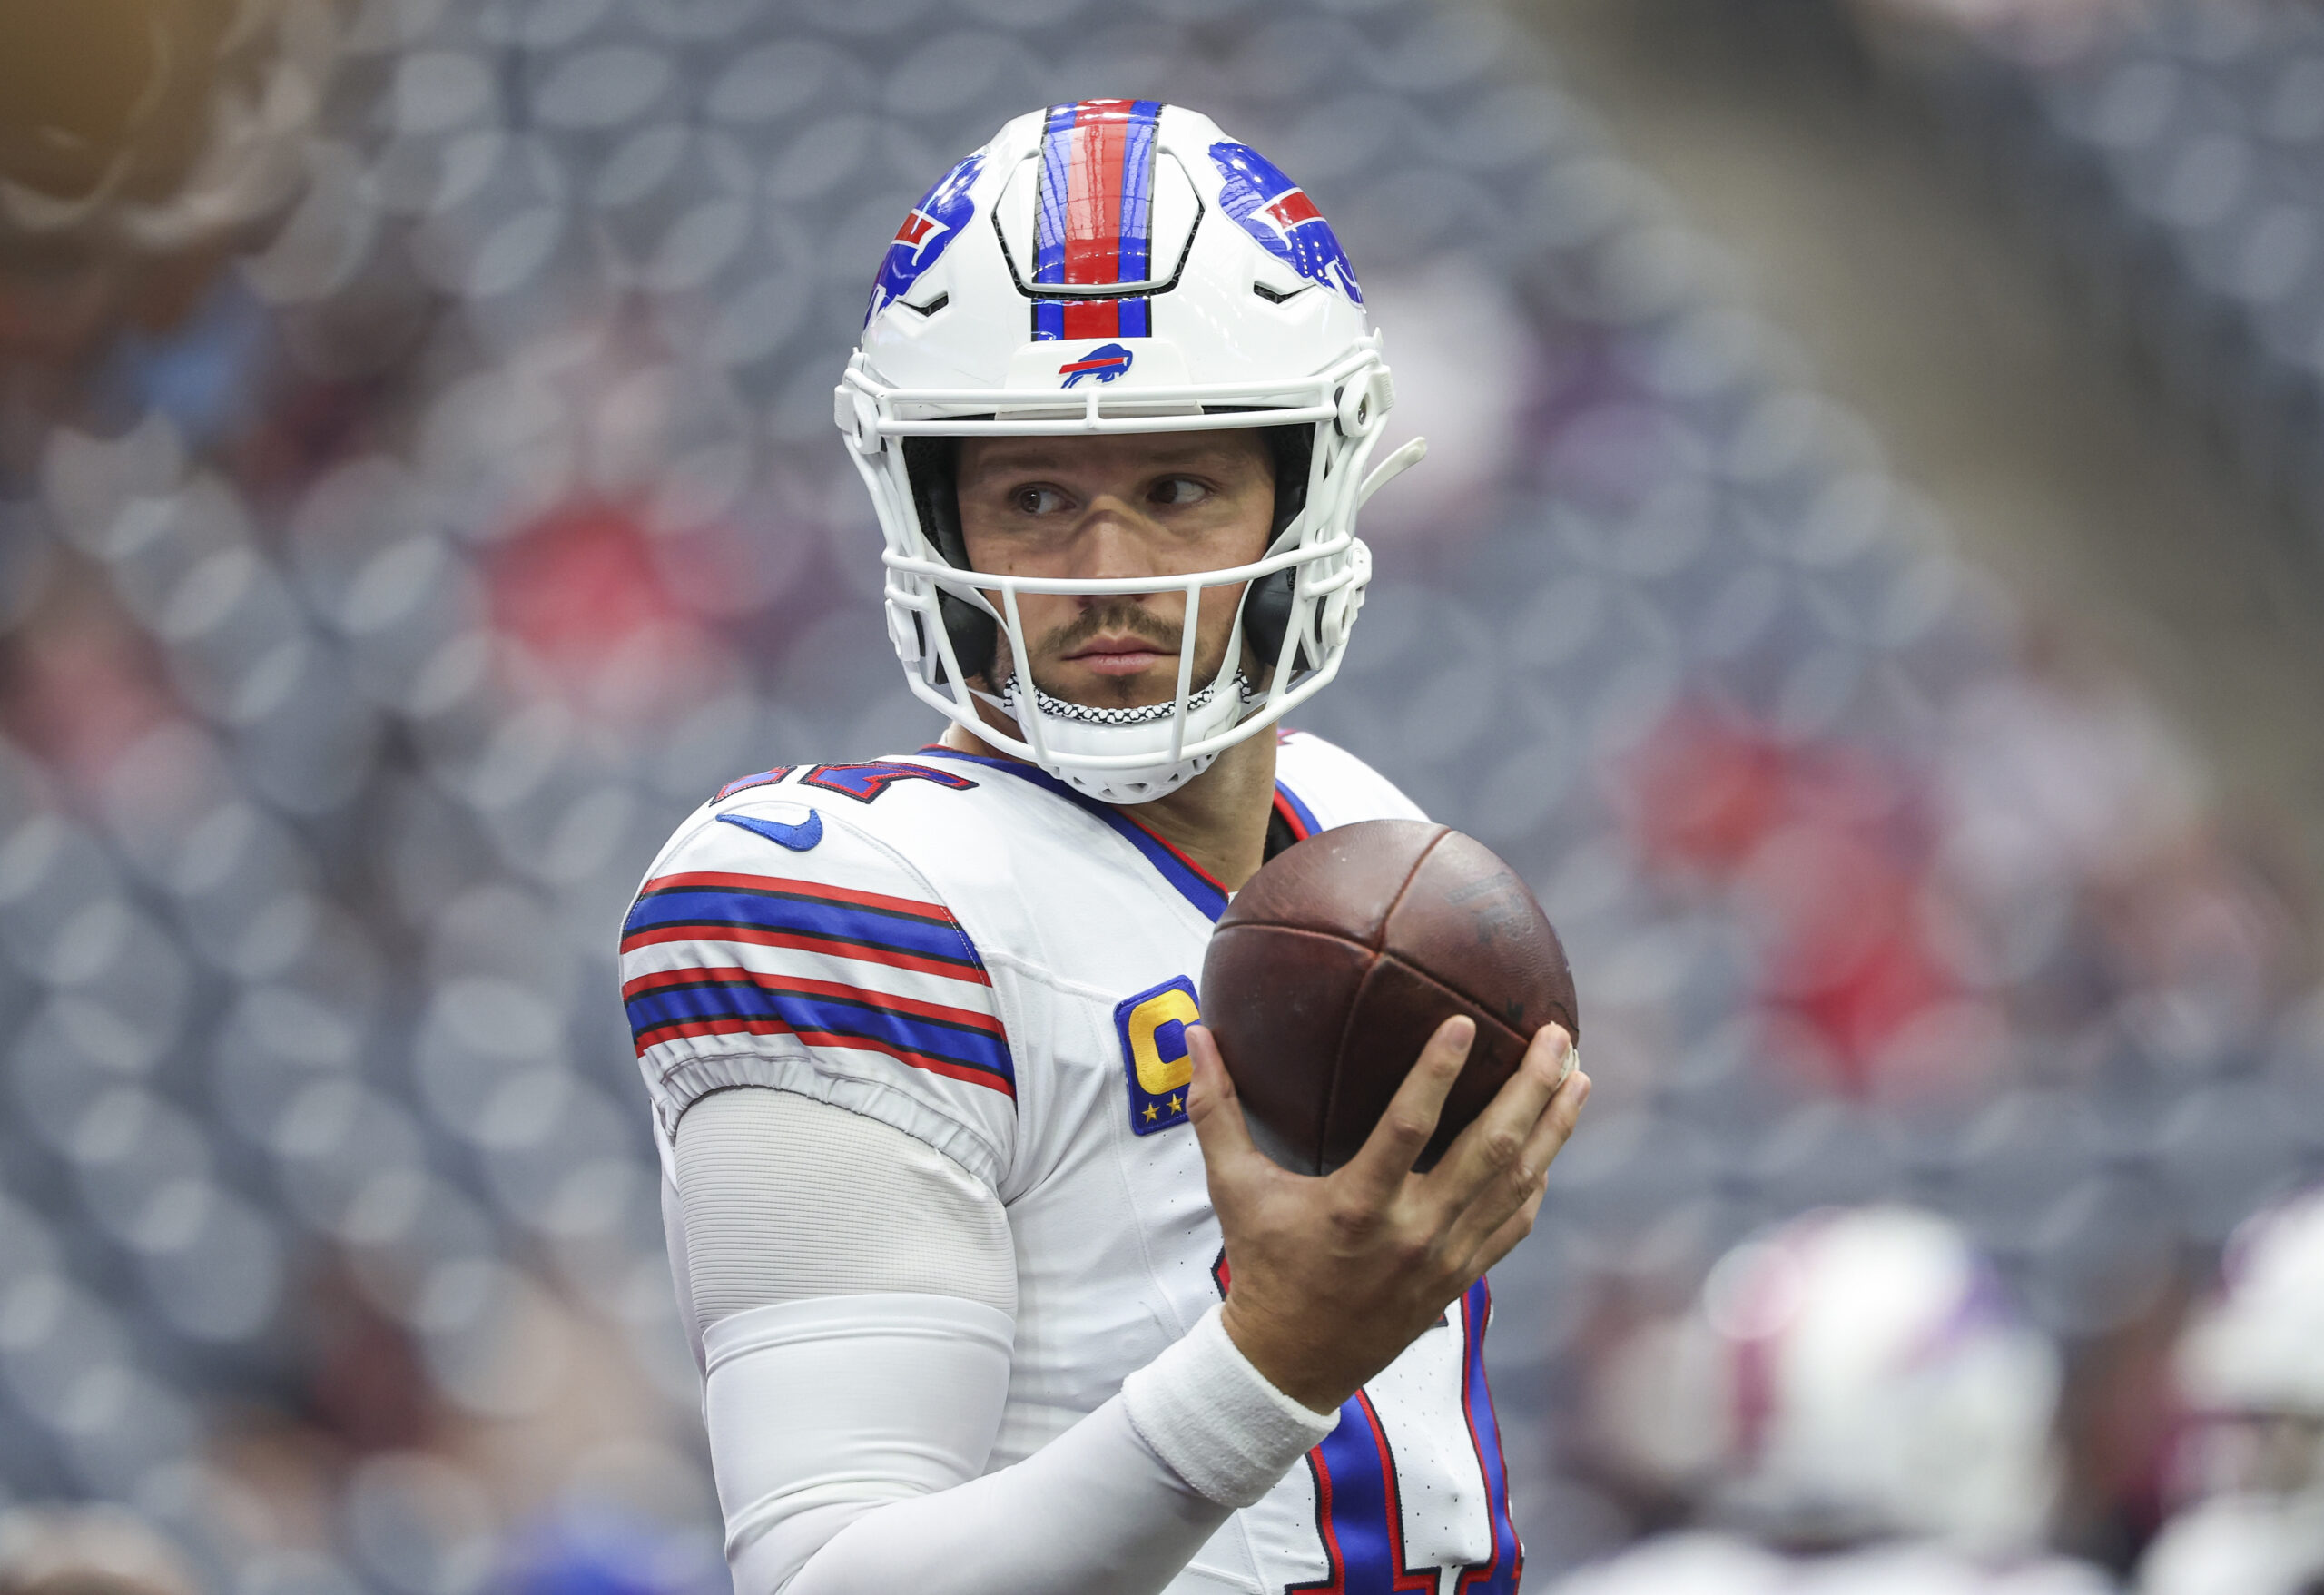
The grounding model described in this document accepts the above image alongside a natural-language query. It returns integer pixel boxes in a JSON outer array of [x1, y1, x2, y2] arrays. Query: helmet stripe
[[1062, 103, 1126, 286], [1033, 103, 1077, 287], [1116, 101, 1159, 284], [1031, 99, 1162, 342]]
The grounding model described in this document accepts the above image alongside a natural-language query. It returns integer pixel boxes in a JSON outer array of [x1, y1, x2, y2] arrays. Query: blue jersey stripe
[[626, 980, 1014, 1082], [627, 974, 1003, 1043], [914, 748, 1228, 921], [625, 886, 979, 967], [1456, 1279, 1521, 1594], [1275, 779, 1322, 840]]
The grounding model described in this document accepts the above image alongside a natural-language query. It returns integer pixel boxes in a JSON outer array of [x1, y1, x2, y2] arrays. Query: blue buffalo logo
[[1058, 342, 1135, 386], [1209, 142, 1362, 305], [866, 153, 983, 324]]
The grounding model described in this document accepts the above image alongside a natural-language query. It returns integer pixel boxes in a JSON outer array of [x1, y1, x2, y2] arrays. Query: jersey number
[[1213, 1257, 1521, 1594], [797, 761, 978, 802], [714, 766, 795, 802]]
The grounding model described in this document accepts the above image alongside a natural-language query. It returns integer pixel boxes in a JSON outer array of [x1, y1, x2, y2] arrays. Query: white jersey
[[620, 729, 1525, 1595], [1544, 1534, 2114, 1595]]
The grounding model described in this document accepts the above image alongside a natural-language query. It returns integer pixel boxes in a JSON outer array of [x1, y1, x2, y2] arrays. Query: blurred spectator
[[0, 0, 330, 464], [0, 1503, 198, 1595]]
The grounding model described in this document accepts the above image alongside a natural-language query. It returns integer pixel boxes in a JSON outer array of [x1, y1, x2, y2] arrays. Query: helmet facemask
[[844, 358, 1403, 803], [835, 101, 1422, 804]]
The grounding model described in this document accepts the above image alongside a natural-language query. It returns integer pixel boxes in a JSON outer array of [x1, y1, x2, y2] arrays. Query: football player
[[2136, 1186, 2324, 1595], [619, 102, 1590, 1595], [1551, 1206, 2112, 1594]]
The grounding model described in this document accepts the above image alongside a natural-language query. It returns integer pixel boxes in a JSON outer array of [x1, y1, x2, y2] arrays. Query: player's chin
[[1035, 659, 1184, 709]]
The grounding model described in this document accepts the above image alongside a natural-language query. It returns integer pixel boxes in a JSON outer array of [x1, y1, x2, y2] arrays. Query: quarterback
[[620, 101, 1590, 1595]]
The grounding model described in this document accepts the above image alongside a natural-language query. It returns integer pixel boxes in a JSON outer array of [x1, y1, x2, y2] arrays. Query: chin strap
[[1357, 437, 1428, 509]]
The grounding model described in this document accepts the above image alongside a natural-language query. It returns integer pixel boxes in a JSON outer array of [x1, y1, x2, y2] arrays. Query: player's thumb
[[1186, 1025, 1264, 1180]]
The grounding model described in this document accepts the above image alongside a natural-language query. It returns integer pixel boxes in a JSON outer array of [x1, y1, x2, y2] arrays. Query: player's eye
[[1151, 476, 1210, 507], [1012, 485, 1069, 516]]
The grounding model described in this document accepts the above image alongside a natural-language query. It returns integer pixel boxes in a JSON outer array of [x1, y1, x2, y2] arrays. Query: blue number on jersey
[[1453, 1279, 1522, 1594], [1212, 1256, 1521, 1593], [714, 766, 795, 802], [1290, 1388, 1442, 1594], [798, 761, 979, 802]]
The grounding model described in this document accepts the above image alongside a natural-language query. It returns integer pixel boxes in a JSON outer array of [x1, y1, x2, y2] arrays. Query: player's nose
[[1064, 502, 1175, 586]]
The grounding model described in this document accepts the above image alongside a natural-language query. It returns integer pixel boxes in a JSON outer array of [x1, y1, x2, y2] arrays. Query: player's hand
[[1186, 1016, 1589, 1414]]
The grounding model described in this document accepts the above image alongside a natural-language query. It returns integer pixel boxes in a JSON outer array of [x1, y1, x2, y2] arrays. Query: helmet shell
[[2181, 1186, 2324, 1418], [859, 103, 1371, 399], [834, 101, 1412, 803]]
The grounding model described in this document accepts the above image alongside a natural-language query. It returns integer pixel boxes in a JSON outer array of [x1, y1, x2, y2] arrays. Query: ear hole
[[1239, 566, 1297, 669], [938, 591, 997, 680], [1264, 425, 1311, 537]]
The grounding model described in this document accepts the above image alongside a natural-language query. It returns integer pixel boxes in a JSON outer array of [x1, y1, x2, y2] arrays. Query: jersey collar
[[1272, 781, 1319, 842], [913, 746, 1317, 923]]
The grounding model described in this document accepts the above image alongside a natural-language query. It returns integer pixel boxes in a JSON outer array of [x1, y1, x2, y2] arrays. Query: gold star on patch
[[1167, 1093, 1184, 1114], [1143, 1102, 1159, 1124]]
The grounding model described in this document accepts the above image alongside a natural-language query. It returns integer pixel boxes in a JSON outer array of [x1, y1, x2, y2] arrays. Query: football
[[1202, 820, 1580, 1176]]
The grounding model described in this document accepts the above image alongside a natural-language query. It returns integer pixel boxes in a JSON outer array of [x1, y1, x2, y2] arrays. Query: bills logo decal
[[1058, 342, 1134, 387], [1209, 141, 1363, 305], [866, 152, 983, 324]]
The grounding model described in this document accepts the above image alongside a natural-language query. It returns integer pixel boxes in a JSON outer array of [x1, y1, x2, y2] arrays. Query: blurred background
[[1, 0, 2321, 1591]]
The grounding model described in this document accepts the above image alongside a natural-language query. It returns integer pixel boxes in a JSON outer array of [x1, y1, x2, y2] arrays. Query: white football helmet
[[833, 100, 1423, 803], [2179, 1186, 2324, 1429], [2138, 1190, 2324, 1595], [1610, 1207, 2064, 1555]]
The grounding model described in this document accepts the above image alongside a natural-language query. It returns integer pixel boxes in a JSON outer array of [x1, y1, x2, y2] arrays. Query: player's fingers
[[1460, 1173, 1552, 1284], [1186, 1024, 1272, 1197], [1439, 1067, 1590, 1264], [1425, 1024, 1574, 1209], [1340, 1015, 1474, 1201]]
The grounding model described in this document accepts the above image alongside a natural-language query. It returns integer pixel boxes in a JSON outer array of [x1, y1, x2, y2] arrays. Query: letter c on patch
[[1115, 975, 1202, 1136]]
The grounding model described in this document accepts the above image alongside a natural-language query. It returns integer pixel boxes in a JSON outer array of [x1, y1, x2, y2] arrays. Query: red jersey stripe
[[632, 1014, 1016, 1097], [1123, 812, 1231, 898], [638, 869, 953, 924], [619, 922, 993, 985]]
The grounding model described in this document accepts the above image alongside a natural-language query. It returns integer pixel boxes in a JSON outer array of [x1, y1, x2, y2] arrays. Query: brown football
[[1201, 820, 1579, 1176]]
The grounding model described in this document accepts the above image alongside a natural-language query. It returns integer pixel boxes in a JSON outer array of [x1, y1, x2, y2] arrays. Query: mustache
[[1035, 600, 1183, 659]]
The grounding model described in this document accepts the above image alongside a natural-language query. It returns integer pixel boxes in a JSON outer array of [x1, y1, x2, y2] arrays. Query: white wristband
[[1120, 1304, 1340, 1508]]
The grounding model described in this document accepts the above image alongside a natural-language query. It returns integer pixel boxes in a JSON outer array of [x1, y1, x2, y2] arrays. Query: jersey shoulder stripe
[[621, 797, 1019, 1153], [623, 967, 1001, 1034], [624, 871, 990, 978], [621, 966, 1014, 1093]]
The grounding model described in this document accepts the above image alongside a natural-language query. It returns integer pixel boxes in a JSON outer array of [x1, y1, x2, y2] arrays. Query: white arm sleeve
[[672, 1087, 1017, 1327], [672, 1088, 1337, 1595]]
